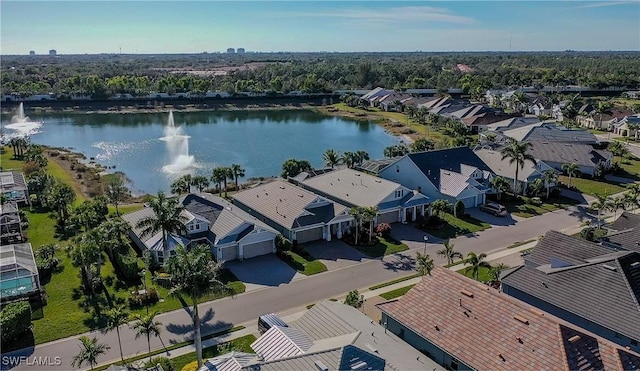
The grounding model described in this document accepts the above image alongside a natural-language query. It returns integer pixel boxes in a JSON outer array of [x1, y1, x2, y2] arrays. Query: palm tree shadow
[[165, 307, 232, 339], [382, 253, 416, 272]]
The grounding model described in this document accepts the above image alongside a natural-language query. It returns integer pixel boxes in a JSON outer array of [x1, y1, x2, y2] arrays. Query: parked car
[[479, 202, 507, 216]]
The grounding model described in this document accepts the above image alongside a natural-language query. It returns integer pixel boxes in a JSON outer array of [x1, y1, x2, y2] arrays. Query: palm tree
[[500, 140, 536, 195], [349, 207, 363, 246], [170, 177, 190, 195], [416, 252, 434, 276], [437, 240, 462, 266], [611, 196, 626, 220], [490, 176, 511, 201], [47, 180, 76, 228], [190, 175, 210, 192], [211, 167, 227, 196], [355, 150, 370, 164], [230, 163, 245, 191], [69, 231, 102, 292], [71, 336, 110, 370], [98, 218, 130, 262], [607, 141, 628, 164], [624, 183, 640, 211], [489, 263, 509, 282], [360, 206, 378, 243], [105, 305, 129, 364], [465, 252, 491, 281], [511, 91, 529, 113], [591, 194, 613, 229], [105, 173, 129, 216], [340, 151, 357, 168], [135, 191, 187, 263], [322, 149, 341, 169], [131, 312, 162, 361], [541, 170, 559, 199], [561, 162, 580, 188], [430, 199, 451, 218], [221, 167, 234, 198], [410, 138, 435, 152], [595, 101, 612, 130], [165, 245, 228, 369]]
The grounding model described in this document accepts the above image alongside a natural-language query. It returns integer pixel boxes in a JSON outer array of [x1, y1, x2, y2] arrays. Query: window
[[395, 190, 403, 198], [450, 359, 459, 370], [195, 224, 200, 230], [189, 225, 194, 231]]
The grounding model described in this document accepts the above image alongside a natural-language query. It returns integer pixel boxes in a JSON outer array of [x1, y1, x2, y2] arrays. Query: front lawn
[[617, 154, 640, 179], [559, 175, 626, 196], [169, 334, 257, 371], [457, 266, 494, 282], [379, 284, 415, 300], [278, 248, 328, 275], [350, 236, 409, 258], [500, 196, 579, 218], [425, 214, 490, 239]]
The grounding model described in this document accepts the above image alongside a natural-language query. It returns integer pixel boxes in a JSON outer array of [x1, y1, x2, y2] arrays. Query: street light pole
[[141, 268, 149, 315], [423, 236, 428, 255]]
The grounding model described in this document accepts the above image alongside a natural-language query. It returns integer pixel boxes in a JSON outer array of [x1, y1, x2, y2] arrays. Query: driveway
[[466, 207, 520, 226], [226, 254, 303, 292], [303, 240, 369, 270]]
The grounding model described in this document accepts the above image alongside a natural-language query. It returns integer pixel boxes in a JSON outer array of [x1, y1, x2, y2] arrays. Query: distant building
[[48, 49, 57, 56], [29, 50, 35, 56], [226, 48, 235, 54], [237, 48, 245, 54]]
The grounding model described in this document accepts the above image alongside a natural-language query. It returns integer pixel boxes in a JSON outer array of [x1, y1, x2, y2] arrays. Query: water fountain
[[5, 103, 43, 137], [160, 111, 195, 173]]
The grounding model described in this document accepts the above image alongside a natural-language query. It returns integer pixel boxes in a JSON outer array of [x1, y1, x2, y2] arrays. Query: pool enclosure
[[0, 243, 40, 300]]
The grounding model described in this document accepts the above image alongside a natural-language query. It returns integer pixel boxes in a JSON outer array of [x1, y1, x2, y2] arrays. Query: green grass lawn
[[351, 236, 409, 258], [426, 214, 490, 239], [500, 196, 579, 218], [379, 284, 415, 300], [369, 273, 420, 290], [279, 249, 328, 275], [169, 334, 256, 371], [618, 155, 640, 179], [560, 175, 627, 196], [457, 266, 494, 282]]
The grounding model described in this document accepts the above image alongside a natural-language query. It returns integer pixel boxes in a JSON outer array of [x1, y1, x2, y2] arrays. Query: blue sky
[[1, 1, 639, 54]]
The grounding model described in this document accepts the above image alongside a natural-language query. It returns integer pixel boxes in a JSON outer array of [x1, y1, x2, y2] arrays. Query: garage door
[[377, 211, 399, 224], [296, 227, 324, 244], [460, 196, 476, 208], [219, 246, 238, 262], [243, 239, 274, 259]]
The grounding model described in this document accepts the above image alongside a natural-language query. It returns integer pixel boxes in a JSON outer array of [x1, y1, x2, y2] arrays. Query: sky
[[1, 1, 639, 54]]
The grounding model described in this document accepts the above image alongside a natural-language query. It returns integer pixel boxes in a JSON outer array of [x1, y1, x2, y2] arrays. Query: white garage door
[[219, 246, 238, 262], [460, 196, 476, 208], [296, 227, 324, 244], [377, 211, 399, 224], [243, 239, 274, 259]]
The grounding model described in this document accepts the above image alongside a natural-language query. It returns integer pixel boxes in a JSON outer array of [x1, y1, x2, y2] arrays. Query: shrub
[[453, 200, 465, 218], [128, 287, 159, 308], [275, 235, 292, 252], [1, 301, 32, 344], [375, 223, 392, 237], [114, 252, 140, 282], [143, 356, 174, 371], [580, 227, 608, 242], [344, 290, 364, 309]]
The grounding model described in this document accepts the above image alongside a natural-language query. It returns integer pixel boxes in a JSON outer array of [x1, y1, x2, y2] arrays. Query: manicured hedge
[[1, 301, 32, 344]]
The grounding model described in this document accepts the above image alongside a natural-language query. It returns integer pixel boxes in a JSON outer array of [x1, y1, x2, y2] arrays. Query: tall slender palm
[[69, 230, 102, 291], [135, 191, 187, 262], [349, 207, 363, 246], [165, 245, 227, 369], [591, 194, 613, 229], [611, 196, 626, 220], [211, 167, 227, 196], [71, 336, 110, 370], [500, 140, 536, 195], [489, 263, 509, 282], [131, 312, 162, 361], [355, 150, 370, 164], [170, 177, 190, 195], [230, 163, 245, 191], [541, 170, 559, 199], [625, 183, 640, 211], [416, 252, 434, 276], [341, 151, 356, 168], [490, 176, 511, 200], [561, 162, 580, 188], [437, 240, 462, 266], [465, 252, 491, 281], [360, 206, 378, 243], [322, 149, 341, 169], [105, 305, 129, 364], [190, 175, 210, 192]]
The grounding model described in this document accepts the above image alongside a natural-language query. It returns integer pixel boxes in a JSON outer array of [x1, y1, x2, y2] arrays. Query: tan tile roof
[[378, 267, 639, 371]]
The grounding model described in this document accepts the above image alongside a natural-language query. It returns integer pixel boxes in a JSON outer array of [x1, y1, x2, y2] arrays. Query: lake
[[1, 110, 398, 194]]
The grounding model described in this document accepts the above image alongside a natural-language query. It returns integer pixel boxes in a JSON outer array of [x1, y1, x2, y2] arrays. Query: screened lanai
[[0, 243, 40, 300]]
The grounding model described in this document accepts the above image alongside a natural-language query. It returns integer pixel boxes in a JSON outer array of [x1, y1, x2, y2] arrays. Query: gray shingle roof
[[501, 231, 640, 343], [608, 212, 640, 232], [503, 123, 598, 144], [604, 228, 640, 253], [486, 117, 542, 132], [300, 169, 408, 209], [232, 180, 348, 230], [527, 141, 610, 168], [475, 148, 540, 181], [121, 207, 157, 242]]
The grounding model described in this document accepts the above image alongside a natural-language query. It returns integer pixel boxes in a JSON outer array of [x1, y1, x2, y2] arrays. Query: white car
[[479, 202, 507, 216]]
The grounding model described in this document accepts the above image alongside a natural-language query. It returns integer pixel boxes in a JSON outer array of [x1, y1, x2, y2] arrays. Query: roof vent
[[513, 315, 529, 325], [350, 361, 368, 370], [568, 335, 581, 343], [365, 343, 379, 354], [279, 185, 285, 189], [298, 194, 304, 198], [314, 360, 329, 371], [603, 264, 617, 272], [460, 290, 474, 298], [375, 179, 381, 183], [630, 262, 640, 270], [354, 173, 360, 176]]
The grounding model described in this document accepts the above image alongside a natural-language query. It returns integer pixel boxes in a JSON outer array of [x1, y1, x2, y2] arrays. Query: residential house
[[484, 117, 542, 133], [233, 180, 352, 244], [0, 243, 41, 304], [612, 114, 640, 138], [526, 94, 553, 116], [378, 147, 493, 208], [122, 193, 278, 263], [474, 148, 553, 194], [0, 171, 29, 205], [501, 230, 640, 351], [377, 92, 413, 112], [485, 89, 506, 106], [500, 122, 599, 145], [294, 168, 431, 224], [600, 212, 640, 253], [461, 111, 520, 134], [198, 300, 439, 371], [360, 87, 396, 107], [576, 112, 618, 130], [526, 141, 612, 176], [0, 202, 24, 245], [378, 266, 640, 371]]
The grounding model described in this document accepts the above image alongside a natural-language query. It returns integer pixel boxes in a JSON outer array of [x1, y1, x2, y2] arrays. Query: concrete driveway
[[466, 207, 520, 226], [226, 254, 303, 292], [303, 240, 369, 270]]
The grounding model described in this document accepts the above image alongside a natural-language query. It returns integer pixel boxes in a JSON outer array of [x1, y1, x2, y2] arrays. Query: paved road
[[4, 206, 591, 371]]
